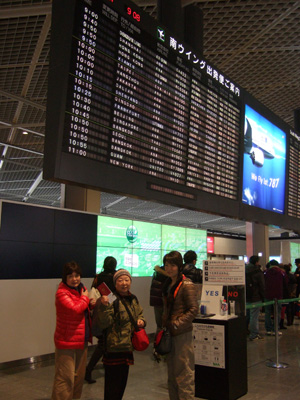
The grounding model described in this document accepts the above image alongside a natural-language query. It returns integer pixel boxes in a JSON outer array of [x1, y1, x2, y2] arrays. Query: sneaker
[[266, 331, 273, 336], [250, 335, 264, 341]]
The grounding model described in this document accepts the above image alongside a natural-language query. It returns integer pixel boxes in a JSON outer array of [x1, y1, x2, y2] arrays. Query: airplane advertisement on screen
[[242, 104, 286, 214]]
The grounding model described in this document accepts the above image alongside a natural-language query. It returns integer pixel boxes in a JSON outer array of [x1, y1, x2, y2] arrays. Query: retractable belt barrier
[[245, 297, 300, 310], [246, 297, 300, 369]]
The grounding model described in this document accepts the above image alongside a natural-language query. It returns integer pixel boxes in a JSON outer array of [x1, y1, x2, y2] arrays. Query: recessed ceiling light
[[22, 131, 28, 135]]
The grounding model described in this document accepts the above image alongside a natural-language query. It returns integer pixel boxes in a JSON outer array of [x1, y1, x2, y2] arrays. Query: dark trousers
[[286, 302, 295, 325], [104, 364, 129, 400], [86, 335, 104, 373]]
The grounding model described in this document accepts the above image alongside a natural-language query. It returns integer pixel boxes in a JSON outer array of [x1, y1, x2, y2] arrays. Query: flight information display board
[[287, 130, 300, 218], [45, 0, 242, 211]]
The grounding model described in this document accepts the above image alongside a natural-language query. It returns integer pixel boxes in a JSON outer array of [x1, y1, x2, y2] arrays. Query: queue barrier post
[[246, 298, 300, 370], [265, 298, 288, 369]]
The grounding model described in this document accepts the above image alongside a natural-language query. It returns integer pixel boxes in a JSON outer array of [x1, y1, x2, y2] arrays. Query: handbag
[[118, 296, 149, 351], [154, 286, 178, 355], [89, 287, 100, 300], [132, 328, 150, 351], [154, 327, 172, 355]]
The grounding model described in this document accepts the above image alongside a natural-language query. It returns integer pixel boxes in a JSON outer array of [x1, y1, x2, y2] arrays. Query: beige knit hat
[[113, 269, 132, 285]]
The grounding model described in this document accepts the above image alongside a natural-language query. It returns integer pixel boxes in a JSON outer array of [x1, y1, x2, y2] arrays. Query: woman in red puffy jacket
[[51, 261, 95, 400]]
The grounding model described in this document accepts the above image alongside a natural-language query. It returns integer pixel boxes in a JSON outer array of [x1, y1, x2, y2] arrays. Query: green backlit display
[[290, 242, 300, 272], [97, 216, 132, 248], [186, 228, 207, 267], [96, 215, 207, 276], [162, 225, 186, 253]]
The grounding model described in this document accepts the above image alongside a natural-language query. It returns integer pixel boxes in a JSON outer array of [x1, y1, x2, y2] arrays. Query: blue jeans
[[265, 301, 281, 332], [248, 302, 261, 339]]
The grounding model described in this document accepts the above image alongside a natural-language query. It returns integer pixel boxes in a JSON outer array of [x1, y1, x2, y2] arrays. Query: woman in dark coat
[[85, 256, 117, 383], [162, 251, 198, 400]]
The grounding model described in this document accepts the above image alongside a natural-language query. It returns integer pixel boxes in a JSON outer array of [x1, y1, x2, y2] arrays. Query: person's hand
[[82, 289, 89, 297], [89, 298, 96, 306], [100, 295, 109, 306], [137, 319, 145, 328]]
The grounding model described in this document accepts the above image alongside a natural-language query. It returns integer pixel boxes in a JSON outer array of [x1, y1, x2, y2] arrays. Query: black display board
[[287, 129, 300, 218], [44, 0, 242, 218], [0, 202, 97, 279], [44, 0, 300, 233]]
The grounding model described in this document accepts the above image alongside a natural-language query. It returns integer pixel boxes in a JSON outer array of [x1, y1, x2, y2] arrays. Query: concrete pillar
[[280, 241, 291, 265], [61, 184, 101, 213], [246, 222, 269, 268]]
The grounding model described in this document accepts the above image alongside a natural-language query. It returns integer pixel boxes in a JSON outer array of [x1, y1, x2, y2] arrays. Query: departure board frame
[[44, 0, 300, 234], [44, 0, 243, 218]]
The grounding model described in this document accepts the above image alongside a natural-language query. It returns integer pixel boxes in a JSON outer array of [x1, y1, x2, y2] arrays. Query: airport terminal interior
[[1, 2, 300, 400], [1, 316, 300, 400]]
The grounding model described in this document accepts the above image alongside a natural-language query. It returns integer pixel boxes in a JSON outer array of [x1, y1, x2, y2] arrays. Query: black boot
[[85, 369, 96, 384], [85, 341, 103, 383], [279, 319, 287, 330]]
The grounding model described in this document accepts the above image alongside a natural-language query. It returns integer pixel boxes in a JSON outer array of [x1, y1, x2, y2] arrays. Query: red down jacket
[[54, 282, 92, 349]]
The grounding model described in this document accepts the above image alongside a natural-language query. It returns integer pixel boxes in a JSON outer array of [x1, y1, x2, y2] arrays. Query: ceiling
[[0, 0, 299, 239]]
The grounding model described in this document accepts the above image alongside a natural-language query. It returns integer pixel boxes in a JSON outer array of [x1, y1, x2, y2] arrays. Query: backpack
[[246, 270, 256, 301]]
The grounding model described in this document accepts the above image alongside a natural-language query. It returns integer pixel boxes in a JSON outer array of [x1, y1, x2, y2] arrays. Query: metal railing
[[246, 297, 300, 369]]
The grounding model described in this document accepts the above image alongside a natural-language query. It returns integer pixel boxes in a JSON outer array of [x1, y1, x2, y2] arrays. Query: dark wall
[[0, 202, 97, 279]]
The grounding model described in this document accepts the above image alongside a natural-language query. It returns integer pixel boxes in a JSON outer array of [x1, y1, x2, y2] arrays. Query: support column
[[280, 241, 291, 265], [246, 222, 269, 268], [61, 184, 101, 213]]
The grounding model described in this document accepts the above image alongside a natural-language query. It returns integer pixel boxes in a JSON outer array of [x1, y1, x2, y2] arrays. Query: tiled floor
[[1, 317, 300, 400]]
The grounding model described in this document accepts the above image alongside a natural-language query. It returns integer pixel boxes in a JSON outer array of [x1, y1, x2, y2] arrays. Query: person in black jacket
[[150, 264, 169, 333], [183, 250, 202, 283], [294, 258, 300, 297], [85, 256, 117, 384], [246, 255, 265, 340], [150, 264, 169, 362], [284, 263, 297, 326]]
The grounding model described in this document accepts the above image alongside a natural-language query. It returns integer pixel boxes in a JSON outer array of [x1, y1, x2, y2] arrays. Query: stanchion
[[265, 299, 288, 369]]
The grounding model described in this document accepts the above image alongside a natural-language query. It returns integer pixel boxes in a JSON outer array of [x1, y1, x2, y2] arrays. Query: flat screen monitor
[[96, 215, 206, 276], [242, 104, 286, 214]]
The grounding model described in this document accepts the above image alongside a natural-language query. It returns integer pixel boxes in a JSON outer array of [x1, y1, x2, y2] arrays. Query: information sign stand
[[193, 260, 247, 400], [193, 316, 247, 400]]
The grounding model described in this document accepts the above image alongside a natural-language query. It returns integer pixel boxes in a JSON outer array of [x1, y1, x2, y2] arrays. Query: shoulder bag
[[154, 278, 184, 356], [119, 296, 149, 351], [154, 327, 172, 355]]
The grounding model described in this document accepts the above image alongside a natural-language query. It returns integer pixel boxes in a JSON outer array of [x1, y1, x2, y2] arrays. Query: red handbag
[[132, 328, 150, 351], [119, 295, 149, 351]]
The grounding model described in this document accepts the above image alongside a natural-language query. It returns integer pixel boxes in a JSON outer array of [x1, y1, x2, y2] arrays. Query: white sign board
[[203, 260, 245, 285], [193, 323, 225, 369]]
